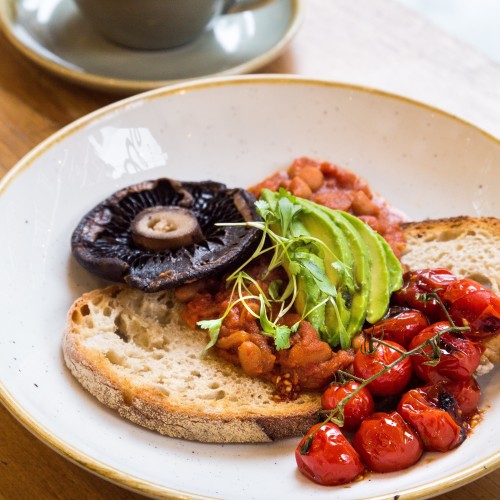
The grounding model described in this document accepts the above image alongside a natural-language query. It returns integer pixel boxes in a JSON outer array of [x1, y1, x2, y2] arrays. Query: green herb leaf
[[268, 280, 283, 300], [259, 295, 293, 350], [281, 278, 295, 300], [296, 256, 337, 297], [197, 318, 223, 352], [259, 296, 276, 335], [276, 192, 302, 235], [255, 199, 270, 218], [274, 324, 292, 350]]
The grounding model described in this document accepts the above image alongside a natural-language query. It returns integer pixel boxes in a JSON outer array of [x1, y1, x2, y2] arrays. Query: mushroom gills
[[71, 177, 261, 291], [131, 206, 203, 251]]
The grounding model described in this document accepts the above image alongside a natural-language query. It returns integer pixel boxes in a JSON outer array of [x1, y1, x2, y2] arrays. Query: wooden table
[[1, 0, 499, 498]]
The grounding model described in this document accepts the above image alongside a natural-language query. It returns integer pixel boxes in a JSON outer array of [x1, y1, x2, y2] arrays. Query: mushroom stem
[[131, 206, 203, 251]]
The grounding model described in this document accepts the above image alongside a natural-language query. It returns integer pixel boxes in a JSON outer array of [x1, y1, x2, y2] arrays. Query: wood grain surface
[[1, 0, 499, 498]]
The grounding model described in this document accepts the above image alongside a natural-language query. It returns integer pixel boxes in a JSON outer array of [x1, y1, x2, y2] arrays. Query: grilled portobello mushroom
[[71, 178, 260, 292]]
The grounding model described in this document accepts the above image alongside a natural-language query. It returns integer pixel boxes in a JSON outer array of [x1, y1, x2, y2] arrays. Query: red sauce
[[249, 157, 406, 259]]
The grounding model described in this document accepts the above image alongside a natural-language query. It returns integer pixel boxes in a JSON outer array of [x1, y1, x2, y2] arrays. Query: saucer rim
[[0, 0, 304, 94]]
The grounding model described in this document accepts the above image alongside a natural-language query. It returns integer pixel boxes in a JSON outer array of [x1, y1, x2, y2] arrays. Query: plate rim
[[0, 0, 304, 94], [1, 74, 499, 499]]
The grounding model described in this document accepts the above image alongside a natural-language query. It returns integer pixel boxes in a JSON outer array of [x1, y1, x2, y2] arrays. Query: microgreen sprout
[[197, 189, 345, 351]]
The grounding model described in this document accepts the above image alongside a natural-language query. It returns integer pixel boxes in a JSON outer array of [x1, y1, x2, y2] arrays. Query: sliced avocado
[[262, 191, 356, 347], [321, 209, 371, 347], [380, 235, 404, 293], [337, 211, 391, 324], [339, 211, 403, 322], [302, 200, 372, 346], [268, 214, 328, 333], [297, 202, 355, 343], [257, 189, 402, 349]]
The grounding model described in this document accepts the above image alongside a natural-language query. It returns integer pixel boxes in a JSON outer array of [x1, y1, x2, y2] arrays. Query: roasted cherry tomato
[[443, 278, 489, 303], [352, 411, 423, 473], [425, 378, 481, 418], [295, 422, 364, 485], [409, 322, 482, 383], [443, 279, 500, 340], [397, 388, 466, 452], [365, 307, 429, 348], [321, 381, 375, 431], [353, 340, 412, 397], [391, 268, 457, 321]]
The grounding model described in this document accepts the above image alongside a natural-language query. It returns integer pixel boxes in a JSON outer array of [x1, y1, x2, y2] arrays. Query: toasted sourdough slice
[[64, 216, 500, 443], [63, 285, 321, 443], [401, 216, 500, 294], [401, 216, 500, 367]]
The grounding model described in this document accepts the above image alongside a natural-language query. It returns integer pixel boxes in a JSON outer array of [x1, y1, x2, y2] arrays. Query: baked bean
[[320, 162, 357, 189], [238, 340, 276, 376], [311, 190, 353, 211], [248, 172, 288, 198], [239, 301, 260, 323], [351, 332, 366, 352], [217, 330, 251, 350], [287, 157, 320, 177], [289, 176, 313, 199], [296, 166, 324, 191], [351, 190, 380, 216]]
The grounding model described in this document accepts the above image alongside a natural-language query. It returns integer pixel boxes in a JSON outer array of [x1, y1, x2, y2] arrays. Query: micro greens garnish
[[197, 189, 345, 351], [300, 291, 470, 455]]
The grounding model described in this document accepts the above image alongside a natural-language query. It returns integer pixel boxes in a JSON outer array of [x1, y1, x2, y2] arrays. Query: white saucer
[[0, 0, 303, 93]]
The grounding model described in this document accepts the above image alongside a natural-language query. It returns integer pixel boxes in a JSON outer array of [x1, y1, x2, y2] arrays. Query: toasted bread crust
[[63, 286, 320, 443], [401, 216, 500, 292], [402, 216, 500, 368]]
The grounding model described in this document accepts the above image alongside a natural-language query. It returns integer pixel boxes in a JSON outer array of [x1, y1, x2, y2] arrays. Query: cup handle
[[223, 0, 272, 14]]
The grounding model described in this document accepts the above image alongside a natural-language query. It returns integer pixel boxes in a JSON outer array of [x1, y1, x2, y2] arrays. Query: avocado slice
[[307, 203, 404, 342], [297, 202, 355, 344], [380, 235, 404, 294], [257, 189, 402, 349], [261, 192, 354, 346], [320, 209, 371, 347], [338, 211, 391, 324], [338, 211, 403, 322]]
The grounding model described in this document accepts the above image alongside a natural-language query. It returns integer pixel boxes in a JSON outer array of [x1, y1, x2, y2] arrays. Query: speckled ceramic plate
[[0, 0, 302, 93], [0, 76, 499, 499]]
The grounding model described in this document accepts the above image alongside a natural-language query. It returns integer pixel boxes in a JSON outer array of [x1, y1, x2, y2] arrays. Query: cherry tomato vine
[[300, 290, 470, 455]]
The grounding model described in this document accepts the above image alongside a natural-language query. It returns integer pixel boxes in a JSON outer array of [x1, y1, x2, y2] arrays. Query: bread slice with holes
[[401, 216, 500, 293], [401, 216, 500, 368], [63, 216, 500, 443], [63, 285, 321, 443]]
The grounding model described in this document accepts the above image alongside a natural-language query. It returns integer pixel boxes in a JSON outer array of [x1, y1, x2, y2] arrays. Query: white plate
[[0, 75, 499, 499], [0, 0, 302, 93]]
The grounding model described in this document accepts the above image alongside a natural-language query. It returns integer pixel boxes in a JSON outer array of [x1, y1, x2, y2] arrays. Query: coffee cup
[[73, 0, 269, 50]]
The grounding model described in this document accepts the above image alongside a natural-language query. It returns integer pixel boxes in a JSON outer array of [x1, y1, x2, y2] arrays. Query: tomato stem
[[319, 291, 470, 434]]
